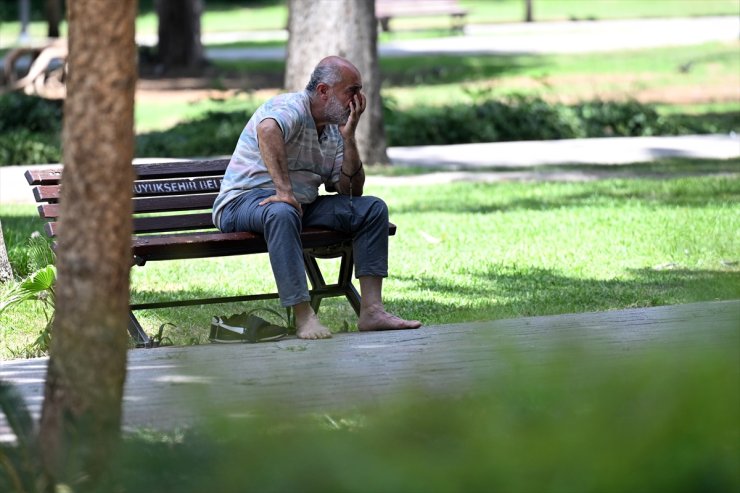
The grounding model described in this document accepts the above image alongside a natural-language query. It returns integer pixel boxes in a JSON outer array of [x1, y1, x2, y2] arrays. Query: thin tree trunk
[[156, 0, 205, 71], [39, 0, 137, 485], [46, 0, 62, 38], [0, 220, 13, 283], [285, 0, 389, 165], [525, 0, 534, 22]]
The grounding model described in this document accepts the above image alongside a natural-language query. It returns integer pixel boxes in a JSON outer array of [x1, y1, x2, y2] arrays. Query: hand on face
[[339, 91, 366, 140]]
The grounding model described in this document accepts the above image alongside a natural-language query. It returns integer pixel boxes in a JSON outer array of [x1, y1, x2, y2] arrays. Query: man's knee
[[264, 202, 301, 229], [362, 196, 388, 222]]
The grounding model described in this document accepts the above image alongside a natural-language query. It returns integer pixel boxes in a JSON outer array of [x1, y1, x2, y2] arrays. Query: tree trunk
[[39, 0, 136, 485], [285, 0, 389, 165], [18, 0, 31, 43], [525, 0, 534, 22], [156, 0, 205, 72], [0, 220, 13, 283], [45, 0, 62, 38]]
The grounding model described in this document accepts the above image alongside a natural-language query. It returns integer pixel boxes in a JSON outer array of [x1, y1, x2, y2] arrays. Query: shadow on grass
[[129, 264, 740, 333], [388, 169, 739, 214], [388, 265, 740, 323], [379, 54, 547, 87], [372, 157, 740, 176]]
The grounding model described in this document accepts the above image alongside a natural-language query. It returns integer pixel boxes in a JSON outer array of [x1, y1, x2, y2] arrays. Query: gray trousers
[[218, 189, 389, 306]]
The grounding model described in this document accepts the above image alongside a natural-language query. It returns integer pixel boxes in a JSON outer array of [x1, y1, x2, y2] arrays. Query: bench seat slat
[[24, 160, 230, 187], [38, 194, 218, 220], [32, 179, 222, 202], [132, 224, 396, 263], [43, 212, 216, 236], [134, 213, 215, 234], [132, 159, 229, 179], [132, 194, 217, 213], [24, 167, 63, 186]]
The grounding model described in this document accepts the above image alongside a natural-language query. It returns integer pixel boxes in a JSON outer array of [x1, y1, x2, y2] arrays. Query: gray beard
[[325, 95, 350, 125]]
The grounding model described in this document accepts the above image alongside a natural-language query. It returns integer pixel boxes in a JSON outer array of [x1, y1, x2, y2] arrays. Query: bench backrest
[[375, 0, 467, 17], [25, 159, 230, 238]]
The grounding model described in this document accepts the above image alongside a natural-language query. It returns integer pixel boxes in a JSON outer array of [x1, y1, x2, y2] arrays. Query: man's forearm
[[338, 137, 364, 196], [257, 120, 293, 195]]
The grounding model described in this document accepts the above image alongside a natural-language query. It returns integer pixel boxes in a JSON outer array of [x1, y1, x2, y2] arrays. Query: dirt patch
[[134, 70, 739, 106], [487, 73, 740, 105]]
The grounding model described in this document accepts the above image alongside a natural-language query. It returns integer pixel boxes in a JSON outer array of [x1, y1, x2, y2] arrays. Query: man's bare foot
[[358, 307, 422, 332], [296, 312, 332, 340]]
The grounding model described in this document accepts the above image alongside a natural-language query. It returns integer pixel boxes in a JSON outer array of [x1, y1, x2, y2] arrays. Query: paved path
[[178, 16, 738, 60], [2, 134, 738, 204], [1, 300, 738, 441]]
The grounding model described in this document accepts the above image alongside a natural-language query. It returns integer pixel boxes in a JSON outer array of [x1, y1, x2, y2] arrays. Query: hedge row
[[0, 92, 736, 166], [0, 93, 63, 166]]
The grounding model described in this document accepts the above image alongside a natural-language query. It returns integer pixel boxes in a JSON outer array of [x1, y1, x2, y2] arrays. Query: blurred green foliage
[[0, 92, 62, 134], [2, 332, 736, 492], [130, 96, 738, 158], [384, 95, 737, 146], [0, 93, 62, 165]]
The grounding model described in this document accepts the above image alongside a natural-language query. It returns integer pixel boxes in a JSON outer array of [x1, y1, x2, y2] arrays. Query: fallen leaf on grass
[[419, 230, 441, 244]]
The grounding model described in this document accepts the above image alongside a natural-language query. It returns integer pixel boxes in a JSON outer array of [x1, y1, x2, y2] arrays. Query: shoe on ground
[[210, 312, 287, 343]]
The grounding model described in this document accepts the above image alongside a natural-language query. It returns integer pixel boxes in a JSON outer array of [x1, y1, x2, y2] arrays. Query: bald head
[[305, 56, 361, 97]]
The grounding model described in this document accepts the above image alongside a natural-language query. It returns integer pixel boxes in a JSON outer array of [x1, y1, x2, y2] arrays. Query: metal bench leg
[[303, 244, 361, 316], [338, 248, 361, 316], [303, 252, 326, 314], [128, 311, 152, 348]]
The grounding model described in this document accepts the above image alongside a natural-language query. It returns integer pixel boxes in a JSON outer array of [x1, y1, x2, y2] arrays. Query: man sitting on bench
[[212, 55, 422, 340]]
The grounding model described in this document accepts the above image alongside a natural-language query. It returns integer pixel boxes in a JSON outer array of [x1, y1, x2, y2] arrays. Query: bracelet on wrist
[[340, 162, 363, 180]]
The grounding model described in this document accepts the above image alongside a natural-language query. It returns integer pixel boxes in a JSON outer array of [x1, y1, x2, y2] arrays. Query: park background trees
[[155, 0, 205, 73]]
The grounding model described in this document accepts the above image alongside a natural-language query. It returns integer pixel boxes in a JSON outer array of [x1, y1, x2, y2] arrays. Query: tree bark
[[285, 0, 389, 165], [0, 220, 13, 283], [39, 0, 137, 485], [156, 0, 205, 72]]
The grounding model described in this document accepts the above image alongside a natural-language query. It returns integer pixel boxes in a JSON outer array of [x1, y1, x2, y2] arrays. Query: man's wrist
[[341, 162, 363, 179]]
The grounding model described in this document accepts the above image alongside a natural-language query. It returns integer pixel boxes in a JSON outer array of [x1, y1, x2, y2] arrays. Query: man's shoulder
[[263, 91, 308, 112]]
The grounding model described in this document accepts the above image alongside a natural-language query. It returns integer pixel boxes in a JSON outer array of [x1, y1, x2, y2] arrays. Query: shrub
[[384, 96, 695, 146], [136, 110, 249, 157], [0, 92, 63, 134], [0, 93, 63, 165], [574, 99, 671, 137], [0, 129, 61, 166]]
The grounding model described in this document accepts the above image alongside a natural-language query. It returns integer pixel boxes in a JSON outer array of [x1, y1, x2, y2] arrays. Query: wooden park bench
[[2, 38, 67, 99], [25, 159, 396, 348], [375, 0, 468, 32]]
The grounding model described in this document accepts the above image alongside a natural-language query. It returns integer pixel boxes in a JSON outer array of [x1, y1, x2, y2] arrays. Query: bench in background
[[25, 159, 396, 347], [375, 0, 468, 32]]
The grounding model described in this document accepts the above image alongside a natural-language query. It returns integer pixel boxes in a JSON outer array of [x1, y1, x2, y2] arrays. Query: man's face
[[325, 92, 351, 125], [324, 69, 362, 125]]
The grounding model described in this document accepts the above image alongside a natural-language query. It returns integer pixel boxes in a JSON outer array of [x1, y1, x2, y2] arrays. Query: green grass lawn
[[2, 160, 738, 358], [136, 42, 739, 132]]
